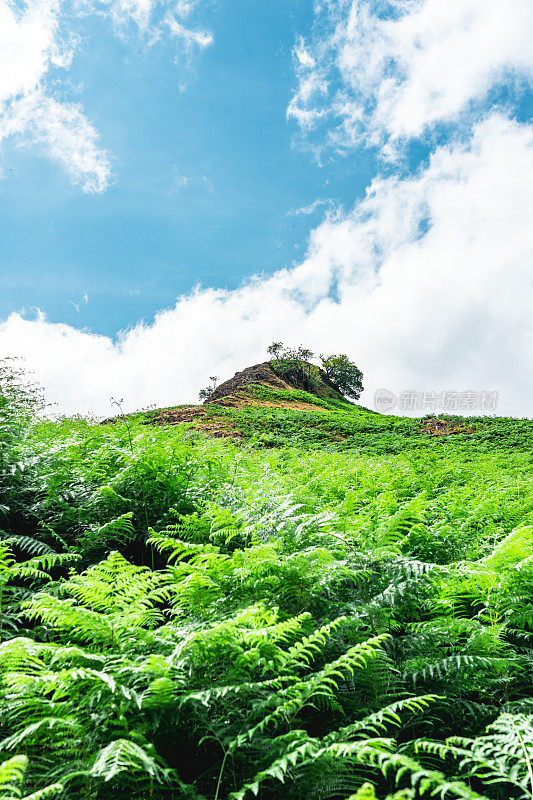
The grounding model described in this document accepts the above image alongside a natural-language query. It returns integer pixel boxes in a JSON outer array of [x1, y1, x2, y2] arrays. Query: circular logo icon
[[374, 388, 396, 413]]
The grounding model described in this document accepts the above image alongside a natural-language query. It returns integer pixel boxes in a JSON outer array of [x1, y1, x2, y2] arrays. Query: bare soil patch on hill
[[149, 407, 241, 438], [421, 418, 476, 436], [146, 390, 329, 439], [208, 362, 294, 403]]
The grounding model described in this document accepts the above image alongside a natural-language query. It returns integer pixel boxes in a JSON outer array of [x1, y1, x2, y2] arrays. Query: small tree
[[267, 343, 319, 389], [198, 376, 219, 402], [296, 346, 314, 364], [320, 354, 363, 400], [267, 342, 284, 360]]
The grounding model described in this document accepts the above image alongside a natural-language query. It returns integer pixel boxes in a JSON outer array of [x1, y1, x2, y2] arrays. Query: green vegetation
[[1, 360, 533, 800], [266, 342, 363, 400], [319, 353, 364, 400], [152, 382, 531, 454]]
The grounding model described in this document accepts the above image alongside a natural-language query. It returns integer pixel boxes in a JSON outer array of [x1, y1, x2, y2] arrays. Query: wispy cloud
[[0, 0, 111, 192], [69, 293, 89, 312], [2, 90, 112, 193], [201, 175, 214, 194], [287, 198, 332, 216], [98, 0, 213, 42], [105, 0, 155, 31], [171, 165, 190, 189], [165, 15, 213, 49]]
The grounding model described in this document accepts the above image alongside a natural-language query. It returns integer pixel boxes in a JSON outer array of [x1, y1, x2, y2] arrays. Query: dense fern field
[[1, 369, 533, 799]]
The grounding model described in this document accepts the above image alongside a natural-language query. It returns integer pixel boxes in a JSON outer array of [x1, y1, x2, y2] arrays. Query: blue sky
[[0, 0, 380, 336], [0, 0, 532, 416]]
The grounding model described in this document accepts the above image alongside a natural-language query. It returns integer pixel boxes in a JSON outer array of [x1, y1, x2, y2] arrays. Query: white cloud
[[1, 90, 111, 192], [173, 0, 206, 19], [102, 0, 214, 47], [288, 198, 332, 216], [107, 0, 155, 31], [165, 14, 213, 48], [173, 173, 189, 188], [294, 37, 315, 70], [174, 0, 194, 17], [289, 0, 533, 148], [201, 175, 214, 194], [0, 0, 111, 192], [0, 0, 212, 192], [0, 0, 59, 102], [1, 114, 531, 417]]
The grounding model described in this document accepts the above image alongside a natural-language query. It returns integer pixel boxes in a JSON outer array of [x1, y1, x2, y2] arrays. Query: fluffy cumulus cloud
[[0, 0, 212, 192], [1, 114, 532, 416], [289, 0, 533, 150]]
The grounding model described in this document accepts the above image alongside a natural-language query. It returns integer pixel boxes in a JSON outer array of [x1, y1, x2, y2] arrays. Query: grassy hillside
[[144, 382, 533, 453], [1, 370, 533, 800]]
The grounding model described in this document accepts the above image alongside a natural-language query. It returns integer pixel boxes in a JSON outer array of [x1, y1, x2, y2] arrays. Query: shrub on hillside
[[320, 353, 364, 400]]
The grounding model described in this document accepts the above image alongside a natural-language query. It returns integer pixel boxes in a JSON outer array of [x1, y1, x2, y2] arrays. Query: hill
[[208, 360, 348, 403], [137, 361, 531, 453], [142, 359, 360, 443]]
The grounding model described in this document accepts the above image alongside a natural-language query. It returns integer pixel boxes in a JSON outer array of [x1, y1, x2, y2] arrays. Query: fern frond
[[235, 634, 389, 745], [179, 675, 297, 708], [0, 536, 56, 558], [89, 738, 166, 783], [18, 552, 79, 573], [94, 512, 135, 542], [0, 755, 62, 800], [19, 784, 64, 800], [417, 712, 533, 799], [406, 654, 508, 685], [323, 695, 442, 743], [284, 615, 348, 669], [0, 755, 27, 795]]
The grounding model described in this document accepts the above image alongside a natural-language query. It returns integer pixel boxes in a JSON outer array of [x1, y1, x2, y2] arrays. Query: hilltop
[[135, 360, 531, 453], [142, 359, 357, 442], [208, 360, 347, 404]]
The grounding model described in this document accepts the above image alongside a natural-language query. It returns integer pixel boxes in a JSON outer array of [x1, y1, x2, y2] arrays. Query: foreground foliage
[[0, 365, 532, 799]]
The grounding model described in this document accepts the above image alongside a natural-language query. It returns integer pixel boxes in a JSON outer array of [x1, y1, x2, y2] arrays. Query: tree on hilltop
[[320, 353, 363, 400], [266, 342, 363, 400], [266, 342, 317, 387], [266, 342, 284, 359]]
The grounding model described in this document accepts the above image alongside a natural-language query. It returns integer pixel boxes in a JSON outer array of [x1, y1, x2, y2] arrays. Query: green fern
[[417, 712, 533, 799], [0, 755, 62, 800]]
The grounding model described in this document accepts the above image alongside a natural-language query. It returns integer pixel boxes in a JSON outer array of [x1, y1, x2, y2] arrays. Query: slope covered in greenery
[[145, 382, 532, 454], [1, 368, 533, 800]]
